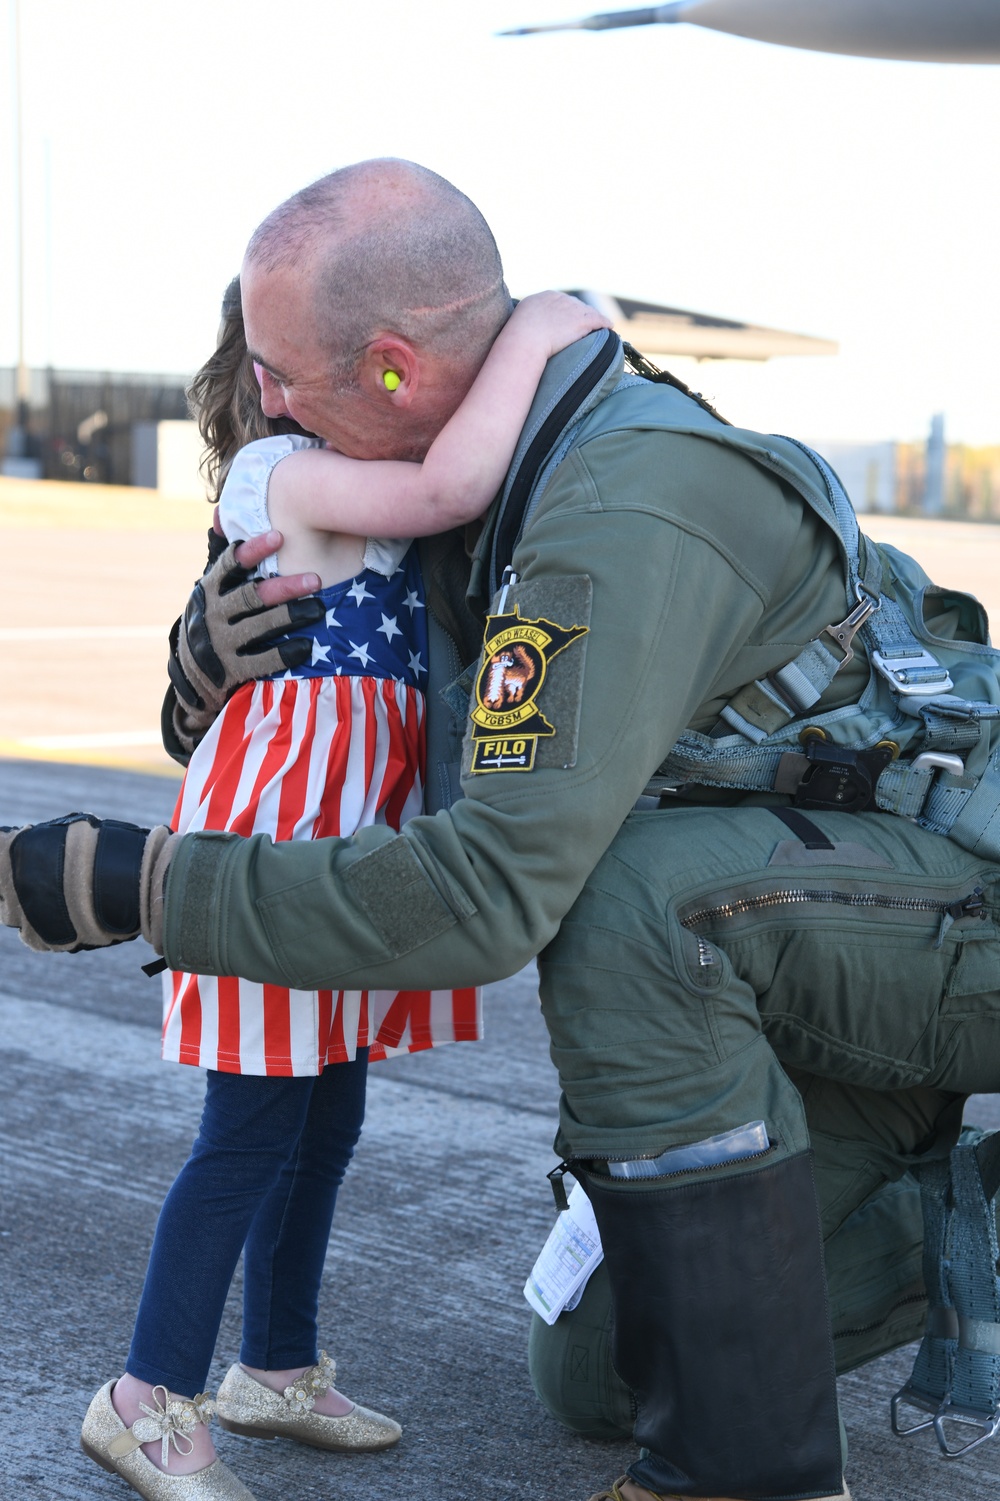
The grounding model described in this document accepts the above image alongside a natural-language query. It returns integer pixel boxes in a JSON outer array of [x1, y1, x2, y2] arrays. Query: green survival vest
[[525, 361, 1000, 859]]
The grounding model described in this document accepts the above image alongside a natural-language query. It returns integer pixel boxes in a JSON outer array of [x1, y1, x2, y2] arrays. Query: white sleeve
[[362, 536, 414, 578]]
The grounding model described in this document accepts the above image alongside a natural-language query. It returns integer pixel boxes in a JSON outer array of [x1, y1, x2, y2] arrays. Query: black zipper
[[681, 886, 986, 930], [547, 1139, 777, 1210]]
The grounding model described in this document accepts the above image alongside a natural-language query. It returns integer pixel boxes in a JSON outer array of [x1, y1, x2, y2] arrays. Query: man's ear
[[364, 338, 419, 406]]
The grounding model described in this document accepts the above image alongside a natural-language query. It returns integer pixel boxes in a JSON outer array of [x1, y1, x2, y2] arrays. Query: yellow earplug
[[383, 371, 401, 392]]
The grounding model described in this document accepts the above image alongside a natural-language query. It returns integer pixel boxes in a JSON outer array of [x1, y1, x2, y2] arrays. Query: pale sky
[[1, 0, 998, 444]]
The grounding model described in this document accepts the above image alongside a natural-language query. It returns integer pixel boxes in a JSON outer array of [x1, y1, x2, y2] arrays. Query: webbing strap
[[718, 441, 952, 746], [720, 676, 801, 742], [927, 1307, 961, 1340], [719, 638, 845, 742], [785, 445, 950, 680], [895, 1136, 1000, 1456], [780, 438, 864, 591], [907, 1158, 956, 1408], [772, 640, 843, 710], [949, 754, 1000, 862], [921, 701, 995, 753], [944, 1143, 1000, 1419], [920, 782, 976, 835], [958, 1317, 1000, 1357], [770, 807, 835, 850], [658, 733, 795, 791], [875, 761, 938, 820]]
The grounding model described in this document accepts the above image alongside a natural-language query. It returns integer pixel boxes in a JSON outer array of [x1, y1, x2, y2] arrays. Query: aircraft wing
[[502, 0, 1000, 63]]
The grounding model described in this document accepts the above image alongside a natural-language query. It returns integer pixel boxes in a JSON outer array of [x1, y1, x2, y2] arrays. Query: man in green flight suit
[[5, 158, 1000, 1501]]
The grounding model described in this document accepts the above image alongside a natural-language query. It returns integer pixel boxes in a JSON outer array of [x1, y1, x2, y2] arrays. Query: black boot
[[581, 1149, 843, 1500]]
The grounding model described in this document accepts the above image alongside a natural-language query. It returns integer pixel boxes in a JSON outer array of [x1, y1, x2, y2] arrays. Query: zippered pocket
[[674, 919, 728, 994], [680, 884, 986, 950], [547, 1124, 778, 1208], [605, 1119, 772, 1180]]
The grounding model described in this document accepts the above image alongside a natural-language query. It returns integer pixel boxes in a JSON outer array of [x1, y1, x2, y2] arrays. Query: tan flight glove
[[0, 815, 177, 954], [167, 532, 326, 755]]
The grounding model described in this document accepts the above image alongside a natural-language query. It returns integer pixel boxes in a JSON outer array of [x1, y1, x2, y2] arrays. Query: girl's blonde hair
[[187, 276, 307, 501]]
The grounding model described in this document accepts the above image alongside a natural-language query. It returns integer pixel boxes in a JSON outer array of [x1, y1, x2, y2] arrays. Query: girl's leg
[[240, 1052, 369, 1414], [114, 1069, 319, 1471]]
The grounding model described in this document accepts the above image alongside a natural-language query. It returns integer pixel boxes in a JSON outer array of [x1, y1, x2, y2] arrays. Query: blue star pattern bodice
[[269, 543, 429, 689]]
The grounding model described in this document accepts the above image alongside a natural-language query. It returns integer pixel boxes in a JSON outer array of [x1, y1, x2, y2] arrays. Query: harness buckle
[[911, 752, 966, 778], [933, 1401, 1000, 1459], [890, 1385, 941, 1437], [790, 739, 895, 813], [872, 649, 954, 697]]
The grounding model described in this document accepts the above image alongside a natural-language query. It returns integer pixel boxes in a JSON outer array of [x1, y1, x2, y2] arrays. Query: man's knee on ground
[[527, 1172, 928, 1440]]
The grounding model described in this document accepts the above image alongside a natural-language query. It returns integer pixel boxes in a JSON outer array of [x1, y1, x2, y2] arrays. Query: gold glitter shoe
[[81, 1380, 257, 1499], [216, 1352, 401, 1451]]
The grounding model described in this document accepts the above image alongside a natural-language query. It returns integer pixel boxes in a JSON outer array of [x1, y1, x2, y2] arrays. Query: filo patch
[[464, 577, 592, 776]]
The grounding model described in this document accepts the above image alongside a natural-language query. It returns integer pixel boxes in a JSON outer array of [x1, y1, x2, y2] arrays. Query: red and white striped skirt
[[162, 675, 482, 1075]]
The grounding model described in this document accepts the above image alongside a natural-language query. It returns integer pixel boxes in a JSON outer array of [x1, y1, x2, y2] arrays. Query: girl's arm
[[266, 293, 611, 543]]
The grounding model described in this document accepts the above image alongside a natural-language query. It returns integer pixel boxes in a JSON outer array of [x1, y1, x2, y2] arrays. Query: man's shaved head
[[245, 160, 512, 383]]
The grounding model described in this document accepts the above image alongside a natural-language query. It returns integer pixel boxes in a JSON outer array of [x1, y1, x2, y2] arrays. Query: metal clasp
[[933, 1400, 1000, 1459], [911, 752, 966, 778], [823, 594, 878, 670], [891, 1384, 940, 1437], [891, 1380, 1000, 1458]]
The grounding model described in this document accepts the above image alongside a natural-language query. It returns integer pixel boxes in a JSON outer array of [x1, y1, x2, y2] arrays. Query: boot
[[581, 1149, 843, 1501], [585, 1480, 852, 1501]]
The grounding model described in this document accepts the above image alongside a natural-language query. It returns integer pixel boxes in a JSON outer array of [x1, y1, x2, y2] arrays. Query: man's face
[[241, 258, 386, 459]]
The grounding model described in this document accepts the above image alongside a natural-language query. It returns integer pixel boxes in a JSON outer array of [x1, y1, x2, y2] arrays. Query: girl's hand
[[507, 291, 613, 359]]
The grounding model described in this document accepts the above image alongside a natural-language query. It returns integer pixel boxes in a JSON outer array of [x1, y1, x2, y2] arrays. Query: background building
[[0, 366, 191, 490]]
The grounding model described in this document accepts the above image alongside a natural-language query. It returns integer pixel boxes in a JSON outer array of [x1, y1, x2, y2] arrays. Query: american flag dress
[[162, 542, 483, 1076]]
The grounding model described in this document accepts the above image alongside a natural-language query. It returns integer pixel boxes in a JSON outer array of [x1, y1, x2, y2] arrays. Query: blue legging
[[126, 1056, 369, 1396]]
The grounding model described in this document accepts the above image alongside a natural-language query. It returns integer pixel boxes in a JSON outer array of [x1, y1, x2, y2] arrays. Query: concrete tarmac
[[3, 759, 1000, 1501], [0, 476, 209, 774]]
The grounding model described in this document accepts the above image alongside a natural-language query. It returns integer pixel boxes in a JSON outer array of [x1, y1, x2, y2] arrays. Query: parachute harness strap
[[667, 437, 1000, 839], [893, 1135, 1000, 1458], [891, 1157, 955, 1437]]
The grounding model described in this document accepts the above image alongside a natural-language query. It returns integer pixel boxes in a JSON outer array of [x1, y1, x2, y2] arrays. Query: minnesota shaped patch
[[465, 577, 591, 775]]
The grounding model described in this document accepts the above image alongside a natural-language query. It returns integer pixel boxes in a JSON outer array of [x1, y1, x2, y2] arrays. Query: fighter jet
[[501, 0, 1000, 64]]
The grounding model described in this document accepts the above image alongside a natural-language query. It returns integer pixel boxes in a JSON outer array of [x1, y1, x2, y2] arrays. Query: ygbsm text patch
[[469, 605, 589, 773]]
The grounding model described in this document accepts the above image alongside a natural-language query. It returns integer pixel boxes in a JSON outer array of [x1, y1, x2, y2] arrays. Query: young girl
[[81, 279, 610, 1501]]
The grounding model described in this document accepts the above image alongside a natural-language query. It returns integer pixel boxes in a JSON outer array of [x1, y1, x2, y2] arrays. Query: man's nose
[[258, 371, 289, 419]]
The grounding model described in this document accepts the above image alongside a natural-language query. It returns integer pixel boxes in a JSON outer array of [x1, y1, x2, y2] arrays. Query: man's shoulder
[[574, 377, 807, 478], [565, 379, 828, 525], [558, 384, 796, 512], [530, 382, 825, 591]]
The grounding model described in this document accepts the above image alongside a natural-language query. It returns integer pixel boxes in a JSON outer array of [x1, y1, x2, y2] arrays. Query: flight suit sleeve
[[161, 434, 777, 990]]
